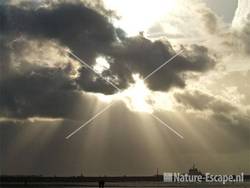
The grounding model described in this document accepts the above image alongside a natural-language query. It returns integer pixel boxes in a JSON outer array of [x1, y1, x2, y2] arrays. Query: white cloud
[[232, 0, 250, 29]]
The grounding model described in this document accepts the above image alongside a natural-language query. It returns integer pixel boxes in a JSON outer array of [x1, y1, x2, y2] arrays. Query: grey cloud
[[0, 65, 80, 119], [223, 19, 250, 55], [209, 71, 250, 105], [174, 90, 250, 152], [196, 2, 250, 56], [0, 37, 11, 78], [175, 90, 237, 113], [1, 1, 216, 92], [109, 37, 216, 91], [175, 90, 214, 110], [0, 0, 217, 119], [0, 1, 120, 94], [0, 38, 96, 120], [200, 8, 218, 34], [0, 2, 116, 61], [174, 89, 249, 137], [236, 22, 250, 54]]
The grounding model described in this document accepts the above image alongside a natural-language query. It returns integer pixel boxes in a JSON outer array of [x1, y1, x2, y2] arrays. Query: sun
[[120, 74, 153, 113], [92, 74, 153, 113], [104, 0, 179, 36], [91, 73, 175, 113]]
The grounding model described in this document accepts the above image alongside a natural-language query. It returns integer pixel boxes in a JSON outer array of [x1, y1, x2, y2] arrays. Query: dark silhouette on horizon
[[1, 166, 249, 187], [98, 179, 105, 188]]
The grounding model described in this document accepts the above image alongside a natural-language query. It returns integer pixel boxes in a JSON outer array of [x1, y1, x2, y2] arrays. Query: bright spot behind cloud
[[93, 74, 175, 113], [93, 56, 110, 74], [120, 74, 153, 113], [104, 0, 179, 36]]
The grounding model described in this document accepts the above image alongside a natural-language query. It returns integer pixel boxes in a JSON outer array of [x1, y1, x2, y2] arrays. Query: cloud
[[216, 0, 250, 56], [234, 22, 250, 55], [0, 64, 78, 119], [0, 1, 116, 61], [108, 37, 216, 91], [203, 70, 250, 111], [1, 1, 217, 90], [0, 0, 218, 120], [175, 90, 237, 113], [232, 0, 250, 29], [174, 89, 250, 151], [0, 37, 11, 77], [199, 8, 218, 34], [174, 89, 250, 126]]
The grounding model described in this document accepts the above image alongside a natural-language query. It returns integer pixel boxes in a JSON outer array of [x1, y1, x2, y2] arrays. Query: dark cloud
[[0, 0, 217, 119], [0, 37, 11, 77], [0, 2, 116, 61], [0, 64, 80, 119], [1, 1, 216, 89], [0, 1, 120, 95], [108, 37, 216, 91]]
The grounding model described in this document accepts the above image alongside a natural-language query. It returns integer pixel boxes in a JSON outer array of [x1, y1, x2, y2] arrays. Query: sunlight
[[104, 0, 179, 36], [120, 74, 153, 113], [90, 74, 153, 113], [93, 56, 110, 74], [91, 74, 176, 113]]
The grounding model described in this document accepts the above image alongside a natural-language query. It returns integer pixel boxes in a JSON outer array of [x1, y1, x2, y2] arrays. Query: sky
[[0, 0, 250, 176], [204, 0, 237, 23]]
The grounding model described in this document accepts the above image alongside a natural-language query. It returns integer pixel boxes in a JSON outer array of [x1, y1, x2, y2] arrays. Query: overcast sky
[[0, 0, 249, 176]]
